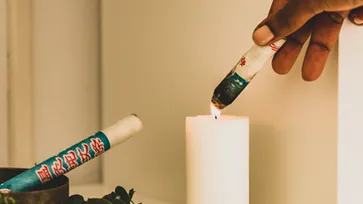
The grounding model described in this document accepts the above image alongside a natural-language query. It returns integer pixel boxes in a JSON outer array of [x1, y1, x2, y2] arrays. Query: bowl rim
[[0, 167, 69, 195]]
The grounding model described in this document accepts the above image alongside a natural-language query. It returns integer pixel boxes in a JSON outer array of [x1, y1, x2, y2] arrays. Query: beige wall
[[0, 0, 8, 166], [31, 0, 101, 185], [101, 0, 337, 204], [5, 0, 102, 185], [7, 0, 33, 168]]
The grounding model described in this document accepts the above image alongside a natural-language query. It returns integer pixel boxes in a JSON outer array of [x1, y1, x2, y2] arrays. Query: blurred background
[[1, 0, 339, 203]]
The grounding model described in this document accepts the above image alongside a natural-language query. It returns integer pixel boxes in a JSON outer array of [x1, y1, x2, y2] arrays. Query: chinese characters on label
[[63, 151, 79, 171], [33, 133, 110, 184], [36, 165, 53, 183], [76, 144, 91, 163], [51, 157, 67, 177], [90, 138, 105, 156]]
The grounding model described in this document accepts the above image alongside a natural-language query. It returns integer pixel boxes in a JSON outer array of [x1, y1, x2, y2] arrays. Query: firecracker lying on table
[[0, 114, 143, 193]]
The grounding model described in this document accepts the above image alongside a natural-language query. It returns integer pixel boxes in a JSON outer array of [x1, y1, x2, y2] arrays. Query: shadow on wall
[[250, 123, 287, 203]]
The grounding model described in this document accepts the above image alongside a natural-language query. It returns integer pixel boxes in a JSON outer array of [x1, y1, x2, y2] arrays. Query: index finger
[[255, 0, 288, 34], [268, 0, 288, 15]]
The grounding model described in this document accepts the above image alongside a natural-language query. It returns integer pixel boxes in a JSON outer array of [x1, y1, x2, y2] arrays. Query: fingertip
[[350, 15, 363, 25], [252, 25, 275, 45], [301, 61, 324, 82], [354, 18, 363, 25], [272, 66, 290, 75], [271, 40, 304, 75], [272, 55, 291, 75], [355, 18, 363, 25], [349, 7, 363, 25], [302, 72, 318, 82], [301, 61, 323, 82]]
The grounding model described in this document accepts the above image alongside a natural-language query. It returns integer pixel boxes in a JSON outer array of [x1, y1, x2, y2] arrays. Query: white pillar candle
[[185, 115, 249, 204]]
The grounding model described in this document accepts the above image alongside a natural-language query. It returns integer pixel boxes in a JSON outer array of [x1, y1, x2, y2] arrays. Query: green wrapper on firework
[[0, 114, 143, 193]]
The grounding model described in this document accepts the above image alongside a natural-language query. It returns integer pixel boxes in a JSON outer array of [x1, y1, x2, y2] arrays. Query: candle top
[[187, 115, 248, 121], [185, 115, 249, 133]]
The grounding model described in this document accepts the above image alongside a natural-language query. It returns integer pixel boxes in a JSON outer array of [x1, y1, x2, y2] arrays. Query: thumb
[[253, 1, 321, 45]]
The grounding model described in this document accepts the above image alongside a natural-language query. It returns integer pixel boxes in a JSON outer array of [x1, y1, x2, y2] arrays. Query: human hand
[[252, 0, 363, 81]]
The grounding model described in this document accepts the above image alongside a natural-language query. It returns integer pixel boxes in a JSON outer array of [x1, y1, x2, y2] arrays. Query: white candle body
[[186, 115, 249, 204]]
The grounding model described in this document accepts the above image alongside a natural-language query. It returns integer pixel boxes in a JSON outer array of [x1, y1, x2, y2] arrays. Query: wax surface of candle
[[186, 115, 249, 204]]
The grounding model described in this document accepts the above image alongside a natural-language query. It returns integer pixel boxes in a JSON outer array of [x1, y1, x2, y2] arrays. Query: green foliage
[[66, 186, 141, 204], [0, 193, 16, 204]]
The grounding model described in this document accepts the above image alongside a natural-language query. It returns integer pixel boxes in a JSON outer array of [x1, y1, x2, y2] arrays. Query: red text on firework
[[90, 138, 105, 156], [63, 151, 79, 171], [51, 157, 67, 177], [76, 143, 92, 163], [35, 165, 53, 183]]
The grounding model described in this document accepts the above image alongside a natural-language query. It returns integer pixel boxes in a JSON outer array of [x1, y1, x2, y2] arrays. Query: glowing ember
[[210, 103, 221, 119]]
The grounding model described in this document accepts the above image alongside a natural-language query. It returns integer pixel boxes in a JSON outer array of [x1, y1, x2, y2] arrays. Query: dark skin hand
[[252, 0, 363, 81]]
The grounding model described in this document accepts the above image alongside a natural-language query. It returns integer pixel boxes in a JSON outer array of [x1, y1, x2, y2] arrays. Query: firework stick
[[0, 114, 143, 193], [211, 39, 286, 111]]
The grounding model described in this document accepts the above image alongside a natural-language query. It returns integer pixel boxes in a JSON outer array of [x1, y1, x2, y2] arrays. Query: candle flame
[[210, 102, 221, 119]]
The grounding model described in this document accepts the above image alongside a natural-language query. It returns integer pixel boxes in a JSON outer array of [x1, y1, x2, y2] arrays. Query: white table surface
[[70, 183, 173, 204]]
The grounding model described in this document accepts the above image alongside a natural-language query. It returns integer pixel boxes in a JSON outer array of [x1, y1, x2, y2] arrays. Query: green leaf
[[68, 185, 139, 204], [114, 186, 130, 203], [86, 198, 112, 204], [67, 194, 84, 204], [111, 199, 126, 204], [128, 189, 135, 200], [4, 196, 16, 204], [102, 194, 115, 201]]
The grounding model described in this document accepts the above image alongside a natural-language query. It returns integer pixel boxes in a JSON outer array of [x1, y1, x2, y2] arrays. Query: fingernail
[[253, 25, 274, 45], [353, 17, 363, 25]]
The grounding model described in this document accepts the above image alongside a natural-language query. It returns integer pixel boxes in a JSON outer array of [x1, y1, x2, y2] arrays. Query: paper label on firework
[[234, 39, 286, 82], [0, 132, 110, 192]]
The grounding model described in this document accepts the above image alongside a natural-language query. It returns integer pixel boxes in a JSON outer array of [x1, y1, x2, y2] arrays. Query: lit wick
[[210, 102, 221, 119]]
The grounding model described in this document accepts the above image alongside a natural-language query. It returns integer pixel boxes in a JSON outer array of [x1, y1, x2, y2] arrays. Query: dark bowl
[[0, 167, 69, 204]]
